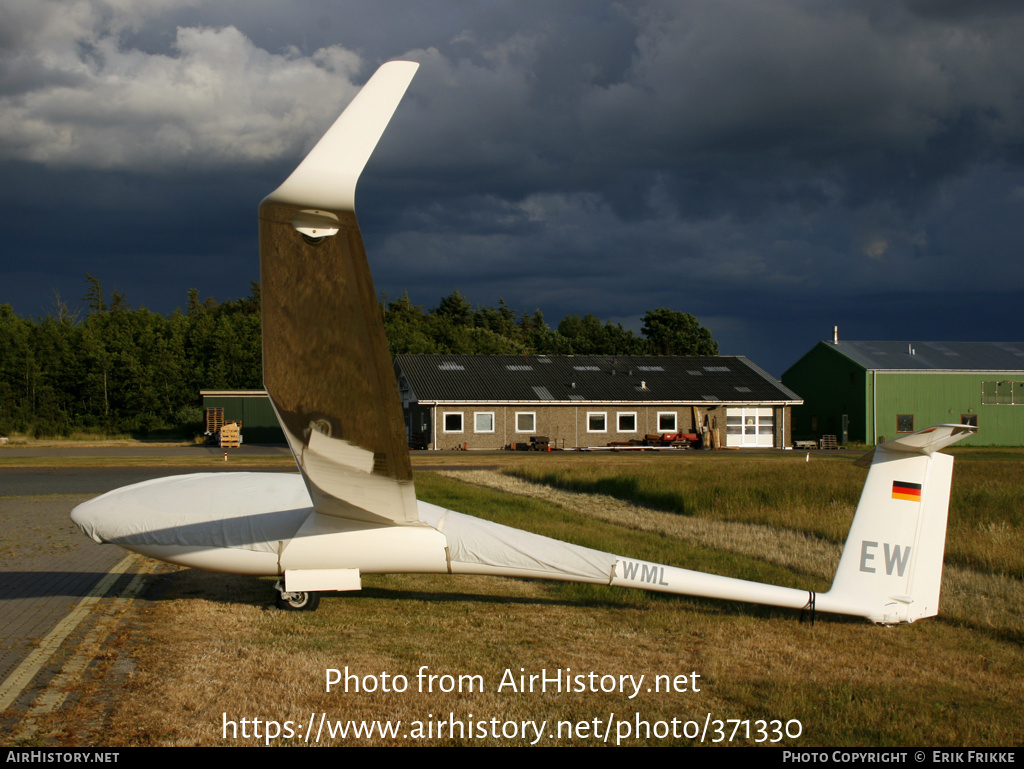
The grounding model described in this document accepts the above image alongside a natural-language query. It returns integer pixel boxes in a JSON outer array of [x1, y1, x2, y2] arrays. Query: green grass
[[506, 454, 1024, 579]]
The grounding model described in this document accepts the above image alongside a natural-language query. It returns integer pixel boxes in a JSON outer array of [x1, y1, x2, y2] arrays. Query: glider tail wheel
[[274, 580, 321, 611]]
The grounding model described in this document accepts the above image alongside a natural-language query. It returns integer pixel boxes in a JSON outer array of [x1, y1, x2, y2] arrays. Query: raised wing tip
[[263, 60, 420, 212], [873, 423, 977, 457]]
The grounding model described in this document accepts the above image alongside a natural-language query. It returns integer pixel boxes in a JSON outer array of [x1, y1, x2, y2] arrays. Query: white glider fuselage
[[70, 61, 975, 624], [71, 472, 814, 606], [71, 419, 971, 626]]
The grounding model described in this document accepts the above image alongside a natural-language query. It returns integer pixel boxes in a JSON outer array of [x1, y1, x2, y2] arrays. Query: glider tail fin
[[820, 424, 975, 624], [259, 61, 421, 526]]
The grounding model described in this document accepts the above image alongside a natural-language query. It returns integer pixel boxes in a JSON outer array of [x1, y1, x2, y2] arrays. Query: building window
[[617, 412, 637, 433], [982, 381, 1023, 405], [475, 412, 494, 433], [443, 412, 463, 433], [657, 412, 677, 432], [515, 412, 536, 433], [961, 414, 978, 428], [587, 412, 607, 432], [897, 414, 914, 433]]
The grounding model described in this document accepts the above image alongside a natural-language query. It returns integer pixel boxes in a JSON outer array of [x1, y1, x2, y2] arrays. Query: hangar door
[[726, 407, 774, 448]]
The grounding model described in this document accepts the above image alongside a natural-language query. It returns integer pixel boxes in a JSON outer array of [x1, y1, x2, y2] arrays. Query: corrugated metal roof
[[823, 341, 1024, 371], [394, 355, 801, 404]]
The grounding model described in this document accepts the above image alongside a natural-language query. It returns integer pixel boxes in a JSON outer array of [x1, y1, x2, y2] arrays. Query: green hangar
[[782, 340, 1024, 446]]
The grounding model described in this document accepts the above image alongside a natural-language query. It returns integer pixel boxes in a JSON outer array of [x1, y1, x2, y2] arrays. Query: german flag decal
[[892, 480, 922, 502]]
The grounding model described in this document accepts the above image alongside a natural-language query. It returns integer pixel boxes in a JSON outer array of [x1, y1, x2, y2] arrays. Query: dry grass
[[0, 455, 296, 468], [0, 433, 170, 447], [26, 462, 1024, 747], [43, 567, 1024, 747]]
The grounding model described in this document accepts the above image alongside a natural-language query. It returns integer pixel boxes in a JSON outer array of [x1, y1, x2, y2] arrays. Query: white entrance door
[[726, 407, 774, 447]]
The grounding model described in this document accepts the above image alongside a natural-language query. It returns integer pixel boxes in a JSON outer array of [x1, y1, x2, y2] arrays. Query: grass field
[[25, 449, 1021, 747], [506, 452, 1024, 581]]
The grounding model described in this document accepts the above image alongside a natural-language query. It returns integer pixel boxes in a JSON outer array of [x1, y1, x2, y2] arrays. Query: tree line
[[0, 278, 717, 437]]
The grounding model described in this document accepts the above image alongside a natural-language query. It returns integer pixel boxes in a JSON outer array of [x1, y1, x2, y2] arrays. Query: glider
[[71, 61, 976, 624]]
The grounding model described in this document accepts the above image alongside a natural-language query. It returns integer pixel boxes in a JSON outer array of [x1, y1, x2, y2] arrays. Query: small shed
[[199, 390, 286, 444]]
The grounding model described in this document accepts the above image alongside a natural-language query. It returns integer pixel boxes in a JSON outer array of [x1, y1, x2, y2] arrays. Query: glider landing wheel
[[273, 581, 320, 611]]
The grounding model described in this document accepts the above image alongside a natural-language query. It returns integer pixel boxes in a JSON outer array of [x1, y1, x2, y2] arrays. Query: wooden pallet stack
[[205, 407, 225, 435], [219, 421, 241, 448]]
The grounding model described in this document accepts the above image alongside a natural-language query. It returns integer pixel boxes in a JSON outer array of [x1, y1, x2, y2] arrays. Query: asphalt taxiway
[[0, 448, 292, 741]]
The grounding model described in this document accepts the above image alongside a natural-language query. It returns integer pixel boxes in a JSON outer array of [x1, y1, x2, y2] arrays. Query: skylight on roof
[[701, 395, 720, 401], [734, 386, 751, 392], [704, 366, 729, 372], [506, 365, 533, 371], [994, 342, 1024, 356], [924, 342, 959, 356], [438, 363, 465, 371], [857, 342, 886, 356], [637, 366, 664, 371], [573, 365, 600, 371], [687, 370, 703, 376]]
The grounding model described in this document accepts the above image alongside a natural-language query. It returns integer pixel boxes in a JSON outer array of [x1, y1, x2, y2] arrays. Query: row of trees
[[0, 279, 717, 437], [382, 291, 718, 359]]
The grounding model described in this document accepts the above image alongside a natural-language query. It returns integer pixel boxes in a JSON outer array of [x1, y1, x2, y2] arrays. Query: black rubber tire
[[275, 591, 321, 611]]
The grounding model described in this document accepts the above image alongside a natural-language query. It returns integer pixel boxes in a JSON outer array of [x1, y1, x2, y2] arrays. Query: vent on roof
[[506, 365, 533, 371], [573, 365, 600, 371], [704, 366, 729, 372], [438, 362, 465, 371], [532, 386, 554, 400], [637, 366, 664, 372]]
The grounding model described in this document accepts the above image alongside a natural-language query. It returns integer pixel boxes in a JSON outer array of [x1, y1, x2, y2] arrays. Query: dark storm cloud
[[3, 0, 1024, 375]]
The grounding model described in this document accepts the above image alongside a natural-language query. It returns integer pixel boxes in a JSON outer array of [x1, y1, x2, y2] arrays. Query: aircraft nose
[[71, 497, 113, 544]]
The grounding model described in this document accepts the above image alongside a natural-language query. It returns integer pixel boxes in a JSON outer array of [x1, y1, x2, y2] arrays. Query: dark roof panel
[[395, 355, 801, 404], [823, 341, 1024, 371]]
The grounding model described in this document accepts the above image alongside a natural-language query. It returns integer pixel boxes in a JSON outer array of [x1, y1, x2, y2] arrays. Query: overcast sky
[[3, 0, 1023, 375]]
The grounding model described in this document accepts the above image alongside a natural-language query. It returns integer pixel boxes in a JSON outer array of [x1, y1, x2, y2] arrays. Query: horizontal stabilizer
[[854, 423, 977, 467]]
